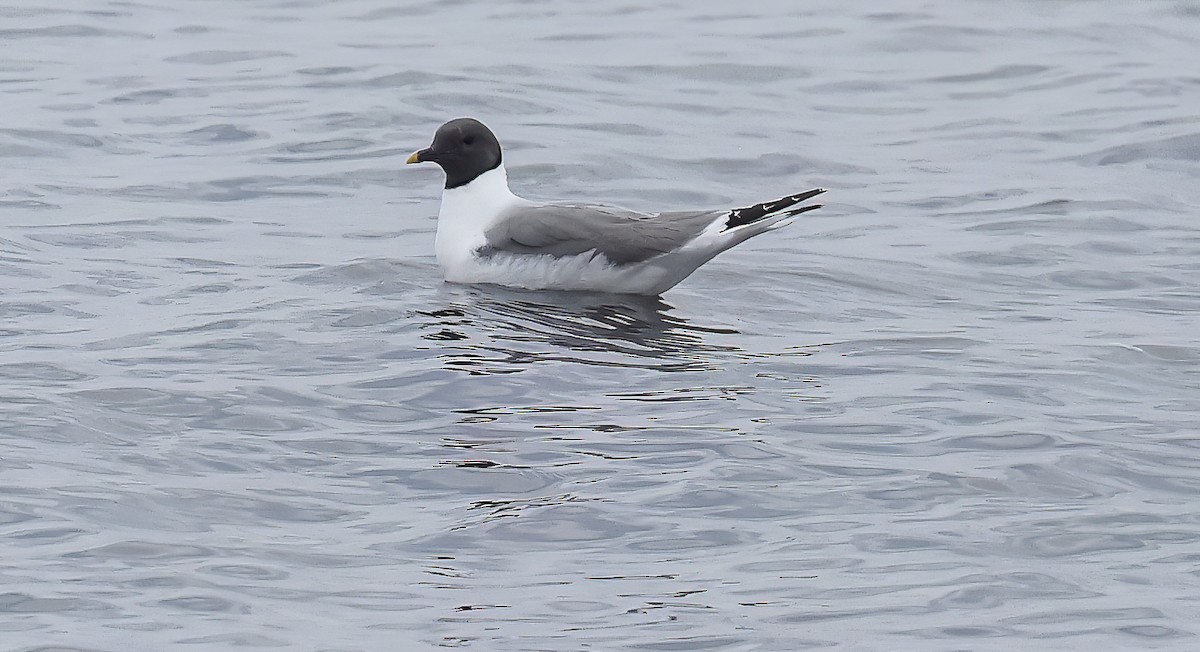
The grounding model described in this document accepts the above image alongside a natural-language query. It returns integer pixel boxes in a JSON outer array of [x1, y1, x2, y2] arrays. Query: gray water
[[3, 1, 1199, 650]]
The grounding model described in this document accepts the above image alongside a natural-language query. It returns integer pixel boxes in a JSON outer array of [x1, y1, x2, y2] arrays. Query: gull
[[406, 118, 824, 295]]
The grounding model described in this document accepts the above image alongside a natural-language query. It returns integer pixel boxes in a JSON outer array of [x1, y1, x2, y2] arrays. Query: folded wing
[[484, 204, 719, 265], [483, 188, 825, 266]]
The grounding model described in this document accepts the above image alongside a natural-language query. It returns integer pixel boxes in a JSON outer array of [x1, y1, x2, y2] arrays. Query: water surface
[[3, 0, 1199, 650]]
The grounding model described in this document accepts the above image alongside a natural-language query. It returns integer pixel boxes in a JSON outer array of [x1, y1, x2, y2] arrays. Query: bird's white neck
[[435, 164, 522, 269], [438, 164, 518, 223]]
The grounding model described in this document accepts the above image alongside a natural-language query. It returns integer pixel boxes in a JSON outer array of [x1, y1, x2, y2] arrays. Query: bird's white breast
[[434, 164, 526, 276]]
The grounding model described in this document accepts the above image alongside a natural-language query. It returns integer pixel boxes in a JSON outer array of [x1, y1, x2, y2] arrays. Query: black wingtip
[[726, 188, 827, 229], [783, 204, 823, 217], [792, 188, 827, 202]]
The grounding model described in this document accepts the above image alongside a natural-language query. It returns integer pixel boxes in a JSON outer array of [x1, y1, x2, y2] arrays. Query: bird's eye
[[463, 135, 475, 145]]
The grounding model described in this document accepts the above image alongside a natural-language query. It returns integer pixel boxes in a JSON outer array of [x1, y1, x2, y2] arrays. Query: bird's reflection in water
[[418, 286, 741, 374]]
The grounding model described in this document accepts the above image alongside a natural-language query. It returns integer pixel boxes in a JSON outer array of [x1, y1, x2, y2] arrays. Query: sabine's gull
[[407, 118, 825, 295]]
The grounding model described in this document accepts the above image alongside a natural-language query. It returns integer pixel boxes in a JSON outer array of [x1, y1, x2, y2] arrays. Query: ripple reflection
[[419, 287, 740, 374]]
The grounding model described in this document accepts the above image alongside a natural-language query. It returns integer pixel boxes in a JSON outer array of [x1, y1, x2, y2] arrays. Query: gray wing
[[483, 204, 720, 265]]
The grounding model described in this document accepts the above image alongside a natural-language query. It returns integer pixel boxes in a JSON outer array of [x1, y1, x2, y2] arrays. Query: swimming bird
[[407, 118, 824, 295]]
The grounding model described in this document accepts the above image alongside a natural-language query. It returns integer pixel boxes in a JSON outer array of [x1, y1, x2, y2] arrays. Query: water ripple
[[1, 1, 1198, 650]]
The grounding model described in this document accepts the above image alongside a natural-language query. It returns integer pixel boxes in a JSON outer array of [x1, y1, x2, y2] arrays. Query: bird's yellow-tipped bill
[[406, 151, 422, 164]]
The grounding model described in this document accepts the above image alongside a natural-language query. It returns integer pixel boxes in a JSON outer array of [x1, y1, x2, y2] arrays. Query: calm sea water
[[3, 1, 1199, 650]]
